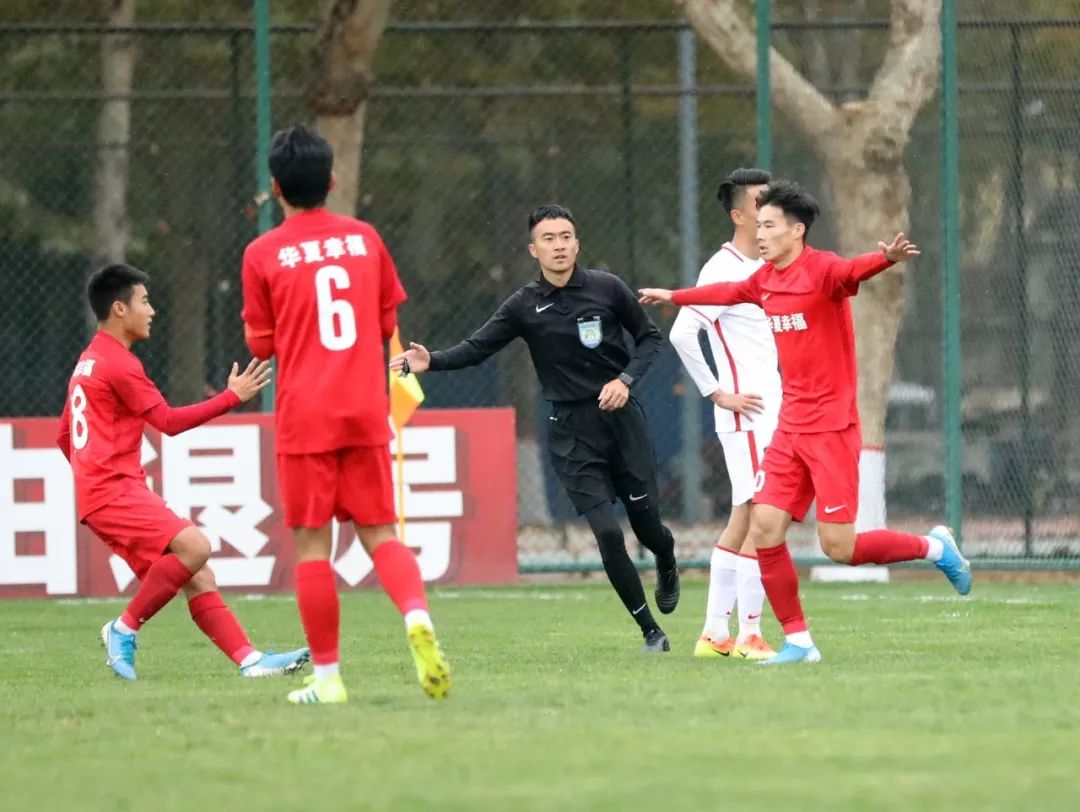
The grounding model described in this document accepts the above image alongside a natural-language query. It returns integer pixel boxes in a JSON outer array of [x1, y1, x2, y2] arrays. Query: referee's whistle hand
[[598, 379, 630, 412], [638, 288, 673, 305], [389, 341, 431, 374]]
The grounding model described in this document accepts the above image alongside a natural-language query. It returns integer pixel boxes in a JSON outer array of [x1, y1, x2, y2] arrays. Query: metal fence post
[[253, 0, 274, 412], [678, 24, 702, 523], [941, 0, 963, 546]]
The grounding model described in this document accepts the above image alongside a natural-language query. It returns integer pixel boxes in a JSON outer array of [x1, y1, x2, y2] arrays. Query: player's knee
[[593, 524, 626, 559], [819, 532, 854, 564], [169, 528, 211, 572]]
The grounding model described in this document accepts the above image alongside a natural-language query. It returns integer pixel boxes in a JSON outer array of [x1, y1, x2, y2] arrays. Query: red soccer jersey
[[58, 331, 167, 519], [671, 246, 894, 434], [241, 208, 407, 454]]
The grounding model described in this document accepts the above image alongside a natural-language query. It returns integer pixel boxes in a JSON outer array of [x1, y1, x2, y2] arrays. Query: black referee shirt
[[428, 265, 663, 402]]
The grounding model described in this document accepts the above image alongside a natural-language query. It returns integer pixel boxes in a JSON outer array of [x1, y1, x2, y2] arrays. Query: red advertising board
[[0, 409, 517, 598]]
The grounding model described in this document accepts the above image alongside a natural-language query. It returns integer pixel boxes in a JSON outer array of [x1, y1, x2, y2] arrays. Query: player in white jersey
[[668, 168, 782, 660]]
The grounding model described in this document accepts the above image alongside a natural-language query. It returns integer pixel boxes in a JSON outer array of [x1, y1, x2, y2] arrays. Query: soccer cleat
[[734, 634, 776, 661], [655, 565, 681, 614], [407, 622, 452, 700], [693, 634, 735, 658], [287, 672, 347, 705], [641, 627, 671, 653], [929, 525, 972, 596], [100, 620, 137, 681], [758, 641, 821, 666], [240, 647, 311, 678]]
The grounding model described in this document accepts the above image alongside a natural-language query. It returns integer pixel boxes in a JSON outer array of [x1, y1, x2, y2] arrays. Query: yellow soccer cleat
[[287, 672, 348, 705], [407, 623, 451, 700], [734, 634, 776, 661], [694, 634, 736, 658]]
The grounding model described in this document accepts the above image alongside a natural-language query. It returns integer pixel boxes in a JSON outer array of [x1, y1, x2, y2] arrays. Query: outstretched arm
[[390, 298, 521, 374], [142, 359, 270, 436], [823, 234, 918, 298], [640, 270, 762, 308]]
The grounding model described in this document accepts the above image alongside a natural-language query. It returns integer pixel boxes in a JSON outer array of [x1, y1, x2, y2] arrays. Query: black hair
[[528, 203, 576, 235], [756, 180, 821, 235], [716, 167, 772, 213], [268, 125, 333, 209], [87, 263, 150, 321]]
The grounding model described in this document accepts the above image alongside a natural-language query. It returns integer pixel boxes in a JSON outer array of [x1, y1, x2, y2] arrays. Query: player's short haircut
[[87, 263, 150, 321], [268, 125, 333, 209], [757, 180, 821, 235], [716, 167, 772, 212], [528, 203, 576, 236]]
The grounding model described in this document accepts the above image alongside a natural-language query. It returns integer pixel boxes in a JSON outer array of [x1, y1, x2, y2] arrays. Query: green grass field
[[2, 578, 1077, 811]]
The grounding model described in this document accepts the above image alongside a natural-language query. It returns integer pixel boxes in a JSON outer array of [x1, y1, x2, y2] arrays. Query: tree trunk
[[90, 0, 136, 328], [308, 0, 391, 216], [824, 110, 913, 528]]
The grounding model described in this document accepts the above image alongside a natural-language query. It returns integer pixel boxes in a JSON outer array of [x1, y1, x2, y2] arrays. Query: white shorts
[[718, 413, 777, 506]]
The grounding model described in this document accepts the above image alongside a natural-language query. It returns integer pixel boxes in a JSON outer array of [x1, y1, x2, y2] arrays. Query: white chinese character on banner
[[0, 424, 77, 595], [160, 425, 274, 587], [323, 237, 346, 259], [345, 234, 368, 257], [278, 246, 302, 268], [300, 240, 324, 264], [331, 426, 461, 586]]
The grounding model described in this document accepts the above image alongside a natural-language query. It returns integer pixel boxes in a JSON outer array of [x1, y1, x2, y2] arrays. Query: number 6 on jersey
[[315, 265, 357, 351]]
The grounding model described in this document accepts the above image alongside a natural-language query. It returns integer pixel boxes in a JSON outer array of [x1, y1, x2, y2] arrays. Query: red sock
[[188, 591, 255, 665], [756, 543, 807, 634], [295, 559, 339, 665], [851, 530, 929, 566], [371, 540, 429, 616], [120, 554, 195, 631]]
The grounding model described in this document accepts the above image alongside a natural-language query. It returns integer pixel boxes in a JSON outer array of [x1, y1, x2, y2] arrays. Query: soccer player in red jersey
[[241, 126, 450, 704], [640, 180, 972, 664], [58, 263, 310, 681]]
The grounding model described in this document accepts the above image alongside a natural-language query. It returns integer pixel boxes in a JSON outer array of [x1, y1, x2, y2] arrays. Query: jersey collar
[[536, 265, 585, 297]]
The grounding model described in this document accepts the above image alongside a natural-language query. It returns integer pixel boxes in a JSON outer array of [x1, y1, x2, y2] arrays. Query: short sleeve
[[241, 244, 275, 333], [111, 357, 166, 416]]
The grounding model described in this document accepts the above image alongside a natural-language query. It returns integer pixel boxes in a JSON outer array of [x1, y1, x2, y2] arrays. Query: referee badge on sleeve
[[577, 316, 602, 349]]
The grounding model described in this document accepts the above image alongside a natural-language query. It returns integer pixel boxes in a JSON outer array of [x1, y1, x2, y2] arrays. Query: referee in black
[[390, 204, 679, 653]]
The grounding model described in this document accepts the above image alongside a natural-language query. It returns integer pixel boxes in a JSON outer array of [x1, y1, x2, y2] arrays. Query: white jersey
[[668, 242, 782, 435]]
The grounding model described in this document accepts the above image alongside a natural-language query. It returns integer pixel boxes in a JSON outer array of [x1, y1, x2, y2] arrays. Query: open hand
[[227, 358, 272, 403], [389, 341, 431, 374], [879, 233, 920, 263]]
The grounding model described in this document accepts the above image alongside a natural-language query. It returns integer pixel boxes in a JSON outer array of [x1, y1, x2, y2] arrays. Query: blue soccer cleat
[[758, 641, 821, 666], [100, 619, 137, 680], [929, 525, 972, 596], [240, 647, 311, 678]]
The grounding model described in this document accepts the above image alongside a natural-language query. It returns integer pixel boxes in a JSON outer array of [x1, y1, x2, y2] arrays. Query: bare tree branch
[[308, 0, 391, 116], [676, 0, 837, 146], [869, 0, 942, 134]]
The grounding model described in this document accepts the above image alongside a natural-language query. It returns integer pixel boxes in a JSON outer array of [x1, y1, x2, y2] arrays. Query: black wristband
[[618, 372, 634, 388]]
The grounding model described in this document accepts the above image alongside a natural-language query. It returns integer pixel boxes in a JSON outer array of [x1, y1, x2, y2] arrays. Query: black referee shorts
[[546, 397, 660, 515]]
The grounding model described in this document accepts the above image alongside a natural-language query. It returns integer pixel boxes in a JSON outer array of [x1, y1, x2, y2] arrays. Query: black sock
[[628, 507, 677, 571], [584, 503, 658, 633]]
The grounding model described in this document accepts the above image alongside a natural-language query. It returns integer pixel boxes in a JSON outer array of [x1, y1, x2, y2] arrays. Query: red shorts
[[753, 424, 860, 523], [83, 488, 194, 579], [277, 444, 397, 529]]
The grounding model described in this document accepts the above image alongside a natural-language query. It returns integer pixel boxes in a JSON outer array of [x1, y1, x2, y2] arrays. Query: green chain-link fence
[[2, 4, 1077, 570]]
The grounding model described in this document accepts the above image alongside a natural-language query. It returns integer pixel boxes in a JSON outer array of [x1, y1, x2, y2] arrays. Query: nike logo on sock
[[823, 504, 846, 514], [629, 493, 647, 501], [747, 613, 761, 620], [632, 603, 647, 615]]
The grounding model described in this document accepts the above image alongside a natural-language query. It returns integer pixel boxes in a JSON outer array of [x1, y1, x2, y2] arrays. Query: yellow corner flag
[[389, 328, 425, 540]]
